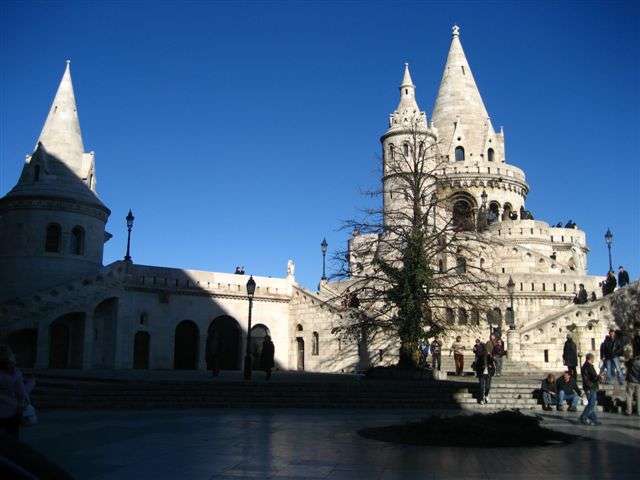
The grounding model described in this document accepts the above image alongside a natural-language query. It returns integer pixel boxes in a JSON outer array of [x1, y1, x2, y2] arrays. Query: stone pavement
[[21, 408, 639, 479]]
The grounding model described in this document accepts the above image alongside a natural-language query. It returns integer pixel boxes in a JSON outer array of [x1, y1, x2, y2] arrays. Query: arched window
[[502, 203, 513, 221], [45, 224, 61, 253], [471, 309, 480, 326], [312, 332, 319, 356], [418, 142, 424, 158], [452, 198, 475, 231], [458, 308, 468, 325], [455, 146, 465, 161], [34, 165, 40, 182], [70, 226, 84, 255], [438, 259, 444, 273], [456, 257, 467, 274], [389, 144, 395, 160], [446, 308, 455, 324], [403, 143, 409, 157], [296, 324, 303, 332], [487, 148, 495, 162]]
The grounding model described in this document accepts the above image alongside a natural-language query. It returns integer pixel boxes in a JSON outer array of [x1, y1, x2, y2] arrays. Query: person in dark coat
[[590, 291, 597, 302], [260, 335, 275, 380], [624, 348, 640, 416], [601, 329, 624, 385], [604, 271, 617, 295], [579, 353, 601, 426], [618, 266, 630, 288], [541, 373, 557, 411], [431, 338, 442, 372], [556, 371, 582, 411], [474, 350, 495, 405], [563, 334, 578, 378], [577, 284, 588, 304]]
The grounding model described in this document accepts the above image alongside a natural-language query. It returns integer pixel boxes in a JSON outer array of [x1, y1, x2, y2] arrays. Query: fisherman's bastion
[[0, 27, 636, 376]]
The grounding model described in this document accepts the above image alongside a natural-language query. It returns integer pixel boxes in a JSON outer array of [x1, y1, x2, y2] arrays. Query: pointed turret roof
[[432, 26, 494, 157], [388, 63, 427, 131]]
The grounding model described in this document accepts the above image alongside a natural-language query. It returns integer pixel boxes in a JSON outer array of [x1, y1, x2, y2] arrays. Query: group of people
[[233, 266, 246, 275], [600, 266, 630, 297], [542, 326, 640, 425]]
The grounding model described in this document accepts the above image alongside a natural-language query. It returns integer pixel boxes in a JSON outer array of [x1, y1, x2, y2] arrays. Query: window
[[458, 308, 468, 325], [70, 226, 84, 255], [389, 144, 395, 160], [455, 146, 465, 161], [438, 259, 444, 273], [452, 199, 474, 231], [45, 224, 61, 253], [418, 142, 424, 158], [403, 143, 409, 156], [487, 148, 494, 162], [312, 332, 319, 356], [446, 308, 455, 324], [471, 309, 480, 326], [296, 324, 303, 332], [34, 165, 40, 182], [456, 257, 467, 274]]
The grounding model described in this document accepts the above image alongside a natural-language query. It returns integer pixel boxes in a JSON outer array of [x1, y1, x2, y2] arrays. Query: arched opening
[[502, 203, 513, 221], [446, 308, 455, 325], [49, 312, 85, 368], [438, 259, 444, 273], [455, 146, 465, 161], [133, 331, 150, 369], [296, 324, 303, 332], [487, 308, 502, 331], [471, 309, 480, 326], [488, 202, 500, 224], [93, 298, 119, 368], [487, 148, 495, 162], [296, 337, 305, 371], [206, 316, 241, 371], [174, 320, 199, 370], [250, 324, 270, 370], [70, 226, 85, 255], [451, 194, 476, 231], [45, 223, 61, 253], [312, 332, 319, 356], [389, 144, 395, 161], [456, 257, 467, 274], [458, 308, 468, 325], [7, 329, 37, 368]]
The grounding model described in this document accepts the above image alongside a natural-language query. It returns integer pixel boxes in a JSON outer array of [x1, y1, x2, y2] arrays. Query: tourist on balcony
[[618, 266, 630, 288], [604, 271, 617, 296], [556, 371, 582, 412], [541, 373, 557, 411], [492, 336, 506, 376], [261, 335, 275, 381], [563, 334, 578, 378], [624, 347, 640, 416], [430, 337, 442, 371], [577, 284, 588, 304], [474, 347, 495, 405], [590, 291, 597, 302], [601, 330, 624, 385], [449, 336, 466, 376], [579, 353, 602, 426]]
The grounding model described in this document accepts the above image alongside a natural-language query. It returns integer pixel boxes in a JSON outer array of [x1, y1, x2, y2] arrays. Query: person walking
[[0, 346, 34, 440], [431, 337, 442, 372], [450, 336, 466, 376], [618, 266, 630, 288], [563, 334, 578, 378], [475, 348, 495, 404], [624, 347, 640, 416], [472, 338, 483, 359], [260, 335, 275, 380], [602, 329, 624, 385], [579, 353, 601, 426], [556, 371, 582, 412], [492, 336, 506, 377], [541, 373, 557, 411]]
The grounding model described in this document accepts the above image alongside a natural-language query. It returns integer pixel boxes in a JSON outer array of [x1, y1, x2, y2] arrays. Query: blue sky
[[1, 1, 638, 290]]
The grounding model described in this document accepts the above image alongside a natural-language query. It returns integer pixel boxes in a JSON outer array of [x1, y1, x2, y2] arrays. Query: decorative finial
[[65, 59, 71, 65], [404, 62, 409, 67], [452, 24, 460, 37]]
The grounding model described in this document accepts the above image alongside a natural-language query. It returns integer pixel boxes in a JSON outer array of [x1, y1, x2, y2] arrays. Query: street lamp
[[244, 275, 256, 380], [480, 189, 488, 208], [506, 275, 516, 330], [124, 209, 135, 262], [604, 228, 613, 272], [321, 238, 328, 280]]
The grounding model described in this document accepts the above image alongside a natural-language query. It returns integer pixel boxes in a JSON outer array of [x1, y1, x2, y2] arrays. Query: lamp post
[[604, 228, 613, 272], [244, 276, 256, 380], [480, 189, 488, 208], [124, 209, 134, 262], [506, 275, 515, 330], [321, 238, 328, 280]]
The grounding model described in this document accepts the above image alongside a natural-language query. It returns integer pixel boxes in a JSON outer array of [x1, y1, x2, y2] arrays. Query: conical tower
[[0, 62, 111, 301]]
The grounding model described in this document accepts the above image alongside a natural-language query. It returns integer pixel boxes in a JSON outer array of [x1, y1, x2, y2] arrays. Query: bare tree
[[328, 119, 500, 368]]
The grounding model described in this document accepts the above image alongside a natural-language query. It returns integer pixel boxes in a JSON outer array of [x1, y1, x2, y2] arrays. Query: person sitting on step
[[541, 373, 557, 411], [556, 371, 582, 412]]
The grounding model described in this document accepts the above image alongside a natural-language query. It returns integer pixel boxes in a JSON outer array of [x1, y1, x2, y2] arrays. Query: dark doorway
[[93, 298, 119, 368], [7, 329, 37, 368], [174, 320, 199, 369], [250, 324, 270, 370], [49, 313, 85, 368], [49, 322, 70, 368], [296, 337, 305, 371], [207, 316, 241, 370], [133, 331, 150, 369]]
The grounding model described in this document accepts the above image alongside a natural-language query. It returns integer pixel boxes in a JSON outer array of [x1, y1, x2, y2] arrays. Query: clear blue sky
[[1, 1, 638, 290]]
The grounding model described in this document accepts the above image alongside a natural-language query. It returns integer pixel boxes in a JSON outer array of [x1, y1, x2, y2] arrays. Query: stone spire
[[388, 63, 427, 130], [432, 25, 496, 161], [37, 60, 85, 175]]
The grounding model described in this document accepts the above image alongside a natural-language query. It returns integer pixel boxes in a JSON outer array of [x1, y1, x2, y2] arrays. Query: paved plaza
[[22, 408, 639, 480]]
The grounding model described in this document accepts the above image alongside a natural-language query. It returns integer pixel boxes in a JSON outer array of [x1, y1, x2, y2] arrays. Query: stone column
[[82, 312, 94, 370], [506, 328, 521, 362], [35, 320, 50, 369]]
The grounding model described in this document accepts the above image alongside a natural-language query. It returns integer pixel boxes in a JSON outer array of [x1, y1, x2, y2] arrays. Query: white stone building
[[0, 28, 632, 374]]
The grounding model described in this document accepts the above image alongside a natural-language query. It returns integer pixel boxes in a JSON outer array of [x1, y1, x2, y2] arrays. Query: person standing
[[260, 335, 275, 380], [472, 339, 483, 359], [492, 336, 506, 377], [602, 330, 624, 385], [418, 339, 430, 369], [563, 334, 578, 378], [556, 371, 582, 412], [431, 337, 442, 372], [624, 348, 640, 416], [0, 346, 33, 440], [604, 271, 617, 295], [579, 353, 601, 426], [450, 336, 466, 376], [577, 284, 588, 304], [618, 266, 630, 288], [475, 348, 495, 405], [541, 373, 557, 411]]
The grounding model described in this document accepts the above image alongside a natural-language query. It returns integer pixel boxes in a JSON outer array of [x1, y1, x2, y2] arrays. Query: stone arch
[[174, 320, 199, 370], [502, 203, 513, 221], [450, 191, 476, 231], [206, 315, 241, 371], [45, 223, 62, 253], [250, 324, 270, 370], [7, 329, 37, 368], [93, 297, 119, 368], [133, 331, 150, 369], [49, 312, 85, 369], [488, 201, 500, 224]]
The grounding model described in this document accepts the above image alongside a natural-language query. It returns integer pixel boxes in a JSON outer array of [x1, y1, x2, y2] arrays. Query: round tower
[[0, 62, 111, 301]]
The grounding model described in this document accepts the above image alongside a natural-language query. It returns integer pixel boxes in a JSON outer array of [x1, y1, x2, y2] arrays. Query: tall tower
[[0, 62, 111, 301]]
